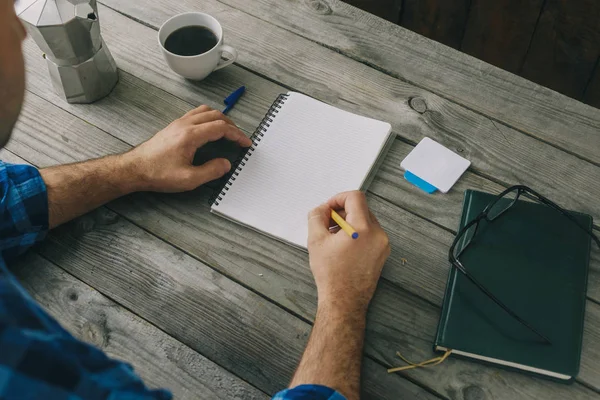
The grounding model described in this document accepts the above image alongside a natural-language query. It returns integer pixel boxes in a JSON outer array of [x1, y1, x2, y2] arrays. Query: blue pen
[[222, 86, 246, 114]]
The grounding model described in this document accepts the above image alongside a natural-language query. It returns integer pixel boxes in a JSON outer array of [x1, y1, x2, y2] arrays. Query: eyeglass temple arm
[[452, 259, 552, 344]]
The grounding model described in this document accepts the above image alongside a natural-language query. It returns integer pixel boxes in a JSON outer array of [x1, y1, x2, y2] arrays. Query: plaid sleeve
[[0, 162, 49, 261], [272, 385, 347, 400]]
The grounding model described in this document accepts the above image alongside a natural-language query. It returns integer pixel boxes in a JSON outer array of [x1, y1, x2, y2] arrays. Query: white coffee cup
[[158, 12, 238, 80]]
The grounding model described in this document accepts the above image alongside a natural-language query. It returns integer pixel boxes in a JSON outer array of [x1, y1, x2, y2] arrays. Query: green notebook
[[435, 190, 593, 381]]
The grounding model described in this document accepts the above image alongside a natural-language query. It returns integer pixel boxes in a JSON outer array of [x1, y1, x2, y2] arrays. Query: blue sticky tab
[[352, 232, 359, 239], [405, 171, 437, 193], [223, 86, 246, 114]]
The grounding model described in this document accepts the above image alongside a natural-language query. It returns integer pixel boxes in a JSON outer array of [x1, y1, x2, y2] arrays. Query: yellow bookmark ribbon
[[387, 349, 452, 373]]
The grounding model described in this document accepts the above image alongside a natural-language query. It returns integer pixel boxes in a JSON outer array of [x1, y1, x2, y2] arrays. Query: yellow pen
[[331, 210, 359, 239]]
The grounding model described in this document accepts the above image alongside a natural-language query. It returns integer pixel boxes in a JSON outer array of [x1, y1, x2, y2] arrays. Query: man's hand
[[41, 105, 252, 228], [307, 191, 390, 313], [126, 105, 252, 192], [287, 191, 390, 399]]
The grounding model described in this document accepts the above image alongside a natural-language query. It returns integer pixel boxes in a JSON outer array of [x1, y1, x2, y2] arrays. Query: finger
[[333, 209, 347, 220], [183, 105, 212, 117], [308, 203, 332, 242], [186, 109, 237, 127], [187, 158, 232, 188], [190, 120, 252, 148], [329, 209, 346, 230], [326, 191, 370, 227], [328, 225, 341, 234]]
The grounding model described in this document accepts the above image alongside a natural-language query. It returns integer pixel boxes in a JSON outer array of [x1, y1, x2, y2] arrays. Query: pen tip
[[352, 232, 359, 239]]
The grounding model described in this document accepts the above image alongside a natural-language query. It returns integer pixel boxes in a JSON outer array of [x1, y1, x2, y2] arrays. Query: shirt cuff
[[0, 162, 49, 260], [272, 384, 347, 400]]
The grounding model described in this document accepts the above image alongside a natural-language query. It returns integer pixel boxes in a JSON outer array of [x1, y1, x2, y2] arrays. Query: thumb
[[308, 203, 331, 242], [190, 158, 232, 187]]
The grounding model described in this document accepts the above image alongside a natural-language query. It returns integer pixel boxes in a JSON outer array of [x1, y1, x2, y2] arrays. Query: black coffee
[[164, 26, 218, 56]]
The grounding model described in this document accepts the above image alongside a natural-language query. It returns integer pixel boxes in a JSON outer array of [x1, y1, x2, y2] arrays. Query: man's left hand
[[125, 105, 252, 193]]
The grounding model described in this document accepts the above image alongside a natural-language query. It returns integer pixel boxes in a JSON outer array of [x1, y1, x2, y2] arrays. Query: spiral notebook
[[210, 92, 394, 249]]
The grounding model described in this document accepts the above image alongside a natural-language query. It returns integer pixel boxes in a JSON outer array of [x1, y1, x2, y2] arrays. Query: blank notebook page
[[211, 92, 392, 248]]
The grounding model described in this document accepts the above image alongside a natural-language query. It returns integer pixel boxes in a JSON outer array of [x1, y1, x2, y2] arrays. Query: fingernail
[[223, 159, 232, 172]]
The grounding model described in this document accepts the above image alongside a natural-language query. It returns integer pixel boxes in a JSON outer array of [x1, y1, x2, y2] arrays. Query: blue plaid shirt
[[0, 161, 344, 400]]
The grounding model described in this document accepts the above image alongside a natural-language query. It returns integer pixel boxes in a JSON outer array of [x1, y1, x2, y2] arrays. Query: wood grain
[[37, 207, 436, 399], [400, 0, 470, 49], [38, 209, 311, 395], [26, 198, 598, 399], [0, 149, 30, 165], [10, 89, 600, 397], [11, 93, 600, 400], [15, 5, 600, 396], [10, 253, 269, 400], [92, 2, 600, 225], [35, 202, 600, 399], [521, 0, 600, 99], [12, 66, 436, 398], [19, 9, 600, 303], [14, 52, 600, 399], [115, 0, 600, 166], [461, 0, 544, 73], [10, 91, 129, 164]]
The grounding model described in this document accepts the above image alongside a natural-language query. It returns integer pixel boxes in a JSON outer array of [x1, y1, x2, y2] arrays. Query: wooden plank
[[33, 204, 600, 399], [13, 65, 438, 400], [16, 12, 600, 396], [0, 148, 30, 165], [400, 0, 470, 49], [23, 5, 600, 301], [38, 208, 310, 396], [521, 0, 600, 100], [37, 207, 436, 400], [460, 0, 544, 73], [21, 23, 600, 307], [342, 0, 402, 23], [13, 49, 600, 400], [20, 11, 600, 305], [10, 90, 129, 164], [10, 253, 269, 400], [91, 2, 600, 227], [584, 58, 600, 108], [104, 0, 600, 166], [10, 89, 600, 397]]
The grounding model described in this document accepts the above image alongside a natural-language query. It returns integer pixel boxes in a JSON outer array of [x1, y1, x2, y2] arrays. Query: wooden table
[[8, 1, 600, 399]]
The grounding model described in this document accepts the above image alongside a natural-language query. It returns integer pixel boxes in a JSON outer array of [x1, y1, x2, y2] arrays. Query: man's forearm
[[40, 153, 141, 228], [290, 302, 367, 400]]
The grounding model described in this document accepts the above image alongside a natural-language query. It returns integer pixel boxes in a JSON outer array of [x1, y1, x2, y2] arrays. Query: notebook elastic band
[[387, 349, 452, 373], [210, 93, 290, 206]]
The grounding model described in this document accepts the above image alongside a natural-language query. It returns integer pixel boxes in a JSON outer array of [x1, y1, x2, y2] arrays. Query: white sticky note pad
[[401, 137, 470, 193]]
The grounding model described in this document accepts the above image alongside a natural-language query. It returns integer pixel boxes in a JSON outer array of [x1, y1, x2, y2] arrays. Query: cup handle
[[214, 44, 238, 71]]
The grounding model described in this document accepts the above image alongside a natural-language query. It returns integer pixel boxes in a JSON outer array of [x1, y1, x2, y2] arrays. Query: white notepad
[[400, 137, 470, 193], [210, 92, 393, 248]]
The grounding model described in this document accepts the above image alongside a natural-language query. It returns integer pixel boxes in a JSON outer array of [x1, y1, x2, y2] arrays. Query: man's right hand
[[307, 191, 390, 314]]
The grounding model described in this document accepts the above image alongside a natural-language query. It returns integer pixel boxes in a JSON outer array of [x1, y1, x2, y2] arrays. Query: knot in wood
[[83, 318, 109, 349], [97, 210, 120, 225], [463, 385, 486, 400], [74, 216, 96, 236], [303, 0, 333, 15], [67, 289, 78, 302], [409, 96, 428, 113]]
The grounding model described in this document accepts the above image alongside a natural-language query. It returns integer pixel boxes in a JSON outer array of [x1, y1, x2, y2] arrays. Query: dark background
[[343, 0, 600, 108]]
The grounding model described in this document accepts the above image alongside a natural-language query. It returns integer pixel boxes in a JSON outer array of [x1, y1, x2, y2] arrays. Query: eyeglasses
[[449, 185, 600, 345]]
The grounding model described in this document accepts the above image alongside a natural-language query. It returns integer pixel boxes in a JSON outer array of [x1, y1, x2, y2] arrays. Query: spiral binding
[[210, 93, 290, 207]]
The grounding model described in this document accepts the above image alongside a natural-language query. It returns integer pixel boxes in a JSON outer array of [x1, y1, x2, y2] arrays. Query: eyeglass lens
[[487, 189, 520, 220]]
